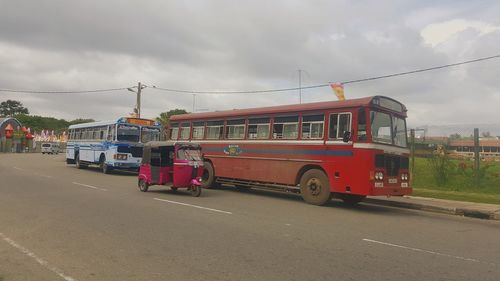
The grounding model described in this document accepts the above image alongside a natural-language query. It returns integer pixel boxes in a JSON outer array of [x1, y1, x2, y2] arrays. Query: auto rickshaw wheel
[[190, 185, 202, 197], [138, 179, 149, 192]]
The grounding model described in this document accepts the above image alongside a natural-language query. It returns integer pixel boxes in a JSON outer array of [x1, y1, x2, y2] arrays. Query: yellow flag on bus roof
[[330, 83, 345, 101]]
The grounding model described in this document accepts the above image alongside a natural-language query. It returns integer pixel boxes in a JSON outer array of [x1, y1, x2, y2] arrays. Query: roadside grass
[[412, 157, 500, 204]]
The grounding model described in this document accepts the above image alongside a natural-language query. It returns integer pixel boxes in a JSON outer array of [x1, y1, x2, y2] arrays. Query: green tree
[[0, 100, 29, 116], [449, 133, 461, 140], [156, 109, 188, 139], [69, 118, 95, 125], [155, 109, 188, 128]]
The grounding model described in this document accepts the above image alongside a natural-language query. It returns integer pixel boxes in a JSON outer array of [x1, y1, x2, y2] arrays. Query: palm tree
[[155, 109, 188, 140]]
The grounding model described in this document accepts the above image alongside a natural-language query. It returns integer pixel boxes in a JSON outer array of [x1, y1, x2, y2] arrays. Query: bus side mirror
[[342, 131, 351, 143]]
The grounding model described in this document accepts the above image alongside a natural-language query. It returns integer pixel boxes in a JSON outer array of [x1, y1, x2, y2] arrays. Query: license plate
[[375, 182, 384, 188], [401, 182, 408, 188], [388, 178, 398, 184]]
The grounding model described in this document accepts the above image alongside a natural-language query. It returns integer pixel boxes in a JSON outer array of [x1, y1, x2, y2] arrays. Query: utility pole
[[474, 128, 480, 186], [136, 82, 142, 118], [128, 82, 145, 118]]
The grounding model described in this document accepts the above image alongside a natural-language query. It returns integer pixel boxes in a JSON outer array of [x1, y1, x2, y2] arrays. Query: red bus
[[168, 96, 411, 205]]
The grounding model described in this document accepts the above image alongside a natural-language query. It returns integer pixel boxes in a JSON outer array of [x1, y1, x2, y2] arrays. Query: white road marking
[[153, 198, 232, 215], [72, 182, 107, 191], [363, 238, 500, 267], [13, 166, 26, 171], [34, 173, 53, 179], [0, 232, 77, 281]]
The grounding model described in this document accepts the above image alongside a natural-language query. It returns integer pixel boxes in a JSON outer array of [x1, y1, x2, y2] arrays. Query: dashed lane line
[[363, 238, 500, 267], [72, 182, 107, 191], [153, 198, 233, 215], [0, 232, 77, 281]]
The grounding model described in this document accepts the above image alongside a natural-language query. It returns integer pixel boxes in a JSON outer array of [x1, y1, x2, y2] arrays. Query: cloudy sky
[[1, 0, 499, 127]]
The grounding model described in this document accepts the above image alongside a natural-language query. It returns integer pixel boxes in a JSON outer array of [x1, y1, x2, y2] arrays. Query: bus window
[[117, 124, 140, 142], [192, 121, 205, 140], [206, 120, 224, 139], [370, 111, 392, 144], [107, 125, 115, 141], [393, 116, 407, 147], [248, 117, 270, 139], [179, 122, 191, 140], [329, 113, 352, 139], [141, 127, 161, 143], [273, 116, 298, 139], [226, 119, 245, 139], [302, 114, 324, 139], [169, 123, 179, 140]]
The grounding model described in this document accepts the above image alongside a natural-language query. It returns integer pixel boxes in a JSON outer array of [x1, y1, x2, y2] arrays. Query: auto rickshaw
[[138, 141, 204, 196]]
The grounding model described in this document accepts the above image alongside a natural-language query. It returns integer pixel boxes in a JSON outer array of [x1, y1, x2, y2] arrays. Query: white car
[[41, 143, 60, 154]]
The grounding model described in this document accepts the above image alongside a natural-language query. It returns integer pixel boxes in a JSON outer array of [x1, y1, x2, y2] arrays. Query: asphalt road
[[1, 153, 500, 281]]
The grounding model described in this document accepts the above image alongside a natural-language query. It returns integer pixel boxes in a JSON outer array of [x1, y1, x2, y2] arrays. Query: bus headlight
[[375, 172, 384, 181], [114, 154, 128, 160], [401, 173, 408, 181]]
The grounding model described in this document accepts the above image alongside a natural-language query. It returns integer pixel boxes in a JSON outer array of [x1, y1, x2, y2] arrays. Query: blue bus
[[66, 117, 161, 173]]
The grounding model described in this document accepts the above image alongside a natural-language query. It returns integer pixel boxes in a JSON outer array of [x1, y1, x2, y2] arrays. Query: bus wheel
[[170, 186, 178, 192], [138, 179, 149, 192], [100, 156, 111, 174], [300, 169, 332, 206], [338, 194, 366, 205], [75, 154, 86, 169], [201, 161, 217, 189]]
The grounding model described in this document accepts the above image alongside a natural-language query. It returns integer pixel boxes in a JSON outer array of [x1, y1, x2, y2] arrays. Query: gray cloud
[[0, 0, 499, 127]]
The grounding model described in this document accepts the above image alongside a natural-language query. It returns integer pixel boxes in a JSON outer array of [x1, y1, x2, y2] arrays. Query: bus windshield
[[117, 124, 140, 142], [141, 127, 161, 143], [370, 111, 407, 147]]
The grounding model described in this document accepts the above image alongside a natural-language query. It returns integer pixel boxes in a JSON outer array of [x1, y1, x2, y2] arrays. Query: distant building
[[448, 139, 500, 160]]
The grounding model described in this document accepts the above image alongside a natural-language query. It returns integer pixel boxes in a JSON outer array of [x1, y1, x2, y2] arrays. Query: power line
[[149, 53, 500, 94], [0, 87, 131, 94], [341, 54, 500, 85], [1, 54, 499, 95], [148, 84, 328, 94]]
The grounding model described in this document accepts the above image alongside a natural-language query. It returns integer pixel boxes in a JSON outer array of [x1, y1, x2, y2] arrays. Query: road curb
[[364, 198, 500, 220]]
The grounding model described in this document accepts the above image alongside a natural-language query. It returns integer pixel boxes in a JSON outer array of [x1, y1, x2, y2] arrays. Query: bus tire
[[75, 154, 86, 169], [100, 155, 111, 174], [338, 194, 366, 205], [300, 169, 332, 206], [138, 179, 149, 192], [201, 161, 217, 189]]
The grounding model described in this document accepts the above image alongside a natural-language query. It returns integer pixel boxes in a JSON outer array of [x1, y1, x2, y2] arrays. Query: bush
[[427, 145, 454, 186]]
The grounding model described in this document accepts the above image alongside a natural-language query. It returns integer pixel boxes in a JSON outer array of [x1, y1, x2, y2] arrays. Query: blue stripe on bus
[[202, 147, 353, 156]]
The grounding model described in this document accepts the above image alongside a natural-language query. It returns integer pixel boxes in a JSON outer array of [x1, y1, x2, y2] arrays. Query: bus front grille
[[117, 146, 143, 158], [375, 154, 409, 176]]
